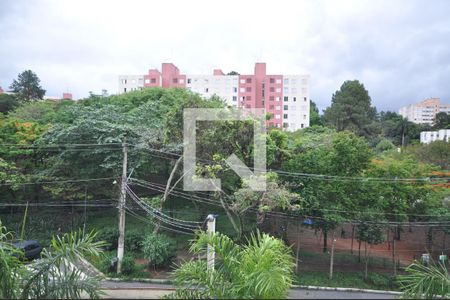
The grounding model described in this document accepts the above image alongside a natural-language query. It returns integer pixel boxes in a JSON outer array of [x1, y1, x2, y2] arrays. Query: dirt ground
[[283, 220, 449, 267]]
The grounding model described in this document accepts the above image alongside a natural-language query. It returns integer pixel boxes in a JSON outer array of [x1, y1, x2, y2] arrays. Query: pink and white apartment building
[[119, 63, 310, 131]]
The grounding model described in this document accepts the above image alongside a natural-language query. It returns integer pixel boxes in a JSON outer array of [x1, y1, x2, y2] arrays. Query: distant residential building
[[399, 98, 450, 124], [0, 86, 4, 94], [62, 92, 73, 100], [118, 62, 311, 131], [420, 129, 450, 144]]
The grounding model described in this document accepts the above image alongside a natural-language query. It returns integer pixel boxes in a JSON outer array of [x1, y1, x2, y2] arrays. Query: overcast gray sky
[[1, 0, 449, 112]]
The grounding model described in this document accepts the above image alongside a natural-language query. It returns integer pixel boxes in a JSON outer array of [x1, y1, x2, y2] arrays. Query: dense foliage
[[167, 231, 294, 299], [0, 222, 106, 299], [142, 233, 176, 268]]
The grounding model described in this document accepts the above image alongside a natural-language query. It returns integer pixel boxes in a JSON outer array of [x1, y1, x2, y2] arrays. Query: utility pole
[[329, 231, 336, 280], [117, 139, 127, 274], [206, 214, 216, 272]]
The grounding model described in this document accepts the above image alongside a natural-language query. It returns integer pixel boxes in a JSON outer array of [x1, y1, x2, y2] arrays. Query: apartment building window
[[284, 96, 288, 102], [246, 87, 252, 92], [145, 79, 150, 84], [270, 87, 275, 92], [291, 79, 297, 84], [205, 88, 209, 93], [270, 78, 275, 84], [283, 114, 288, 119], [293, 97, 297, 102], [232, 96, 237, 101], [276, 79, 282, 84], [233, 87, 237, 93], [173, 78, 178, 84], [276, 88, 281, 93], [269, 105, 274, 110], [241, 96, 245, 101], [276, 105, 281, 110], [301, 124, 304, 128], [284, 105, 288, 110], [284, 87, 289, 93], [290, 106, 296, 110], [269, 96, 274, 101], [240, 79, 246, 84], [151, 78, 156, 83], [123, 88, 127, 92], [187, 78, 191, 84], [283, 122, 288, 128], [179, 79, 184, 84], [246, 78, 252, 83], [302, 78, 307, 85], [304, 97, 307, 101], [123, 79, 127, 84], [246, 96, 252, 101], [275, 115, 281, 119], [132, 79, 136, 84], [303, 115, 307, 119], [240, 87, 246, 93], [284, 78, 289, 84], [276, 97, 281, 101]]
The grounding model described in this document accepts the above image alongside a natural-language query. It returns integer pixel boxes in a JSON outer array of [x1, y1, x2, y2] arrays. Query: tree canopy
[[9, 70, 46, 102], [323, 80, 378, 138]]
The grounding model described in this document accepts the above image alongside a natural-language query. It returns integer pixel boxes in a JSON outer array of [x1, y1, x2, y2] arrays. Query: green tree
[[0, 93, 19, 114], [284, 131, 373, 252], [434, 112, 449, 129], [167, 231, 294, 299], [323, 80, 378, 138], [9, 70, 46, 102], [355, 212, 386, 278], [309, 100, 323, 126], [231, 172, 302, 238]]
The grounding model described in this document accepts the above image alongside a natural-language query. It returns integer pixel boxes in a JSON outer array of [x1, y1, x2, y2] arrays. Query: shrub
[[142, 233, 176, 268], [125, 230, 144, 253], [98, 252, 136, 275], [96, 228, 119, 250], [121, 254, 136, 275]]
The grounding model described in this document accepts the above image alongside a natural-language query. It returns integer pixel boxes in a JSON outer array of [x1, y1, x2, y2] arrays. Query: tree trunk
[[155, 156, 183, 234], [358, 240, 362, 262], [364, 242, 369, 279], [296, 221, 301, 274], [396, 225, 401, 241], [393, 230, 397, 276], [350, 225, 355, 255], [323, 230, 328, 253], [427, 227, 433, 252], [387, 228, 390, 250], [329, 231, 336, 280]]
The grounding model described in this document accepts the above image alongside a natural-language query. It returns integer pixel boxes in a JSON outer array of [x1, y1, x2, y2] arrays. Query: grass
[[298, 250, 397, 269], [295, 271, 400, 291]]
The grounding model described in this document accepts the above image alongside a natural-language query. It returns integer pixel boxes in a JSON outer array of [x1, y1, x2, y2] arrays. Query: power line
[[125, 185, 201, 231], [131, 146, 450, 184], [0, 177, 115, 187], [130, 178, 450, 224]]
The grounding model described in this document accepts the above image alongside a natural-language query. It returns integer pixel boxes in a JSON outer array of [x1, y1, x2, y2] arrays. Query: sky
[[1, 0, 449, 112]]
